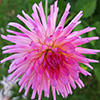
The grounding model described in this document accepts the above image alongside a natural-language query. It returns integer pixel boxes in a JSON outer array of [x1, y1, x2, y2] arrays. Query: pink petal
[[17, 14, 34, 31], [68, 75, 76, 89], [72, 38, 90, 46], [56, 3, 70, 29], [69, 70, 79, 80], [7, 29, 27, 37], [22, 10, 36, 27], [24, 77, 33, 96], [38, 1, 47, 30], [61, 42, 75, 54], [53, 1, 59, 29], [25, 61, 34, 76], [8, 22, 39, 42], [1, 53, 24, 63], [79, 67, 91, 76], [51, 86, 56, 100], [87, 58, 99, 63], [59, 73, 68, 85], [76, 47, 100, 54], [31, 83, 38, 99], [1, 34, 31, 44], [50, 5, 54, 31], [71, 27, 96, 37], [71, 52, 89, 64], [54, 36, 66, 46], [45, 36, 53, 46], [53, 27, 63, 40]]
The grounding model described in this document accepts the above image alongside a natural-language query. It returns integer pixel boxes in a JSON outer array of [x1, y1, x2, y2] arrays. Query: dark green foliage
[[0, 0, 100, 100]]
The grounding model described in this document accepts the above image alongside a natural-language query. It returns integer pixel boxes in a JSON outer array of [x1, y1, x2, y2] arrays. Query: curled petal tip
[[93, 27, 96, 30], [8, 70, 10, 73], [80, 11, 83, 13], [67, 3, 71, 7], [1, 34, 5, 39], [17, 14, 20, 18]]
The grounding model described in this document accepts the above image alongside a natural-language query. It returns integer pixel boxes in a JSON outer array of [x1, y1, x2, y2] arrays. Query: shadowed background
[[0, 0, 100, 100]]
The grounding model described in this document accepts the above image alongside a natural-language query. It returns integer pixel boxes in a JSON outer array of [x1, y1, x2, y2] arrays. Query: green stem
[[45, 0, 48, 19]]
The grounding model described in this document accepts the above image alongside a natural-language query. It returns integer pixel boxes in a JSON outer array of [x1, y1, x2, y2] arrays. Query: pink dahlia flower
[[1, 1, 100, 100]]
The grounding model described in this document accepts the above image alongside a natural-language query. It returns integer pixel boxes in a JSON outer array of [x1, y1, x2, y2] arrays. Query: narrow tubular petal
[[86, 58, 99, 63], [75, 80, 82, 89], [70, 11, 83, 24], [24, 77, 33, 96], [46, 16, 52, 37], [31, 83, 38, 99], [1, 34, 31, 44], [56, 80, 67, 95], [69, 70, 79, 80], [71, 53, 89, 64], [72, 38, 90, 46], [68, 75, 76, 89], [50, 5, 54, 31], [61, 22, 76, 36], [54, 36, 67, 46], [9, 59, 18, 69], [70, 27, 96, 37], [86, 36, 99, 41], [38, 1, 47, 30], [38, 78, 43, 100], [76, 47, 100, 54], [17, 14, 34, 31], [18, 74, 27, 86], [12, 71, 24, 83], [7, 29, 27, 37], [45, 36, 53, 46], [25, 61, 34, 76], [61, 11, 83, 36], [56, 3, 70, 29], [54, 0, 59, 28], [1, 53, 24, 63], [66, 83, 72, 95], [8, 65, 27, 82], [2, 45, 15, 50], [8, 22, 39, 42], [32, 3, 42, 24], [59, 73, 68, 85], [83, 63, 93, 70], [3, 47, 32, 54], [53, 27, 63, 40], [22, 10, 36, 27], [32, 5, 45, 35], [19, 77, 29, 93], [43, 74, 49, 93], [51, 86, 56, 100], [79, 67, 91, 76], [58, 36, 79, 47]]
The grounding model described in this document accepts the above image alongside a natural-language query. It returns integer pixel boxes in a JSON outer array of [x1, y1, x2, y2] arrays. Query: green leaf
[[75, 0, 97, 18], [92, 63, 100, 85], [58, 0, 66, 13], [88, 31, 96, 46], [73, 23, 84, 31], [93, 21, 100, 36]]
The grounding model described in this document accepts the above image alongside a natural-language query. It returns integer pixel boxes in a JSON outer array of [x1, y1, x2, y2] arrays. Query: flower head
[[1, 1, 100, 100]]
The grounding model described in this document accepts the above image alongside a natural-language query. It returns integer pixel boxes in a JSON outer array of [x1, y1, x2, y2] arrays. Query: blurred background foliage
[[0, 0, 100, 100]]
